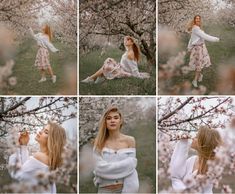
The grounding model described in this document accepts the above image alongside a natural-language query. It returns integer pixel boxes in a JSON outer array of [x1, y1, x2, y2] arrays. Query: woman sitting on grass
[[81, 36, 150, 84]]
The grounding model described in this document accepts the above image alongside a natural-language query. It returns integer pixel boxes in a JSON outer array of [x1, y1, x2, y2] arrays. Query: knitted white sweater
[[170, 139, 213, 193], [188, 26, 219, 50], [93, 147, 139, 193], [8, 146, 56, 193], [29, 28, 59, 53]]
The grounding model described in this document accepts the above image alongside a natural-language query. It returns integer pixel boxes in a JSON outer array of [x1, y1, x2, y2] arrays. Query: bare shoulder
[[127, 50, 135, 61], [121, 134, 136, 148], [33, 152, 49, 166]]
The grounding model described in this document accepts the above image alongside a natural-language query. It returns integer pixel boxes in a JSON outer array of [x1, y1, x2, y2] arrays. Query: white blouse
[[170, 139, 213, 193], [29, 28, 59, 53], [93, 147, 139, 193], [187, 26, 219, 50], [120, 52, 150, 79], [8, 146, 56, 194]]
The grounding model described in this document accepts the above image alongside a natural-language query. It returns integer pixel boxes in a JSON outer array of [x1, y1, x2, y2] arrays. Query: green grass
[[3, 38, 76, 95], [79, 48, 156, 95], [79, 120, 156, 193], [159, 23, 235, 94]]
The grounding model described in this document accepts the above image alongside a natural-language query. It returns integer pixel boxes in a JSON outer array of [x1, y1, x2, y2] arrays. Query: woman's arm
[[93, 150, 137, 179], [43, 36, 59, 53], [170, 139, 191, 191], [193, 26, 219, 42]]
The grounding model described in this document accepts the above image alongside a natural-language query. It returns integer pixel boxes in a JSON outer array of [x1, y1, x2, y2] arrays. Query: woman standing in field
[[81, 36, 149, 84], [187, 15, 219, 88], [93, 106, 139, 193], [29, 25, 59, 83]]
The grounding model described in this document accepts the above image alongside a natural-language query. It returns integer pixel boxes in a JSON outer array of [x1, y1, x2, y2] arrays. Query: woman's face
[[124, 36, 133, 47], [105, 111, 122, 131], [35, 124, 50, 146], [195, 16, 201, 26], [191, 136, 199, 150]]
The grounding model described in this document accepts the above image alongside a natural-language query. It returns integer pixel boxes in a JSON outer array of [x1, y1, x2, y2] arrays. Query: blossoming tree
[[0, 97, 77, 193], [158, 97, 235, 193], [80, 0, 156, 66]]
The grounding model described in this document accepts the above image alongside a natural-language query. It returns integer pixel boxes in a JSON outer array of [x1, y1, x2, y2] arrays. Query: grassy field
[[3, 38, 77, 95], [79, 48, 156, 95], [79, 121, 156, 193], [159, 23, 235, 94]]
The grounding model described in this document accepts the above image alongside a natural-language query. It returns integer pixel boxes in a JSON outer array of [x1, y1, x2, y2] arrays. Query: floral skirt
[[102, 58, 131, 80], [34, 47, 50, 70], [188, 43, 211, 72]]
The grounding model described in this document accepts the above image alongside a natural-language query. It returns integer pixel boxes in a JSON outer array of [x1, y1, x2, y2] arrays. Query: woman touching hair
[[8, 121, 66, 193], [170, 126, 222, 193], [93, 106, 139, 193]]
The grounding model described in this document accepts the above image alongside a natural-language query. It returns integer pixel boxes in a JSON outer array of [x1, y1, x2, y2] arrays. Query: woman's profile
[[81, 36, 150, 84], [8, 121, 66, 193], [93, 106, 139, 193], [187, 15, 219, 88], [170, 126, 222, 193]]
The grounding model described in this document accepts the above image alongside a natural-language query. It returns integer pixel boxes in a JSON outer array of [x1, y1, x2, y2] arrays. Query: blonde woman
[[187, 15, 220, 87], [8, 121, 66, 193], [93, 106, 139, 193], [170, 126, 222, 193], [29, 25, 59, 83], [81, 36, 150, 84]]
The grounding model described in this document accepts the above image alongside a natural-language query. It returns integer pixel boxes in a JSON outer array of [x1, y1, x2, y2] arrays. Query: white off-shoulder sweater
[[8, 146, 56, 193], [93, 147, 139, 193], [120, 52, 150, 79], [170, 139, 213, 194], [29, 28, 59, 53], [187, 26, 219, 50]]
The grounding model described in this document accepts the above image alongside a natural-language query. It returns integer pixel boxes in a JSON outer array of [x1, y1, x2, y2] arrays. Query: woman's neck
[[126, 45, 132, 52], [39, 144, 48, 155], [108, 130, 121, 141]]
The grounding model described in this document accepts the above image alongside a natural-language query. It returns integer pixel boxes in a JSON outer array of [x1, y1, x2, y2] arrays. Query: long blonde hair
[[126, 36, 141, 62], [43, 24, 52, 42], [197, 126, 222, 174], [187, 15, 202, 32], [47, 121, 66, 170], [94, 106, 123, 152]]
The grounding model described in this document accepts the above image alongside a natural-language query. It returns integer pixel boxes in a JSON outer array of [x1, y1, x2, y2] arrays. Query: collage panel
[[0, 97, 77, 193], [158, 0, 235, 95], [158, 96, 235, 193], [79, 0, 156, 95], [79, 97, 156, 193], [0, 1, 77, 95]]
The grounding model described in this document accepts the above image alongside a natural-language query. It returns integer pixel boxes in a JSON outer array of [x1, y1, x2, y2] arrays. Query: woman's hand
[[19, 131, 30, 145]]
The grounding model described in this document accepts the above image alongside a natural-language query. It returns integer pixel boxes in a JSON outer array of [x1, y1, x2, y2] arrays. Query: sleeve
[[93, 150, 137, 179], [193, 27, 219, 42], [187, 38, 192, 50], [29, 28, 41, 42], [43, 36, 59, 53], [129, 61, 141, 78], [8, 146, 30, 179], [169, 139, 191, 191], [122, 150, 139, 193]]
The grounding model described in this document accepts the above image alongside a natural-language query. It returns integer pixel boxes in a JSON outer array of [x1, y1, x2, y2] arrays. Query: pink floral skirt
[[34, 47, 50, 70], [102, 58, 131, 80], [188, 43, 211, 72]]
